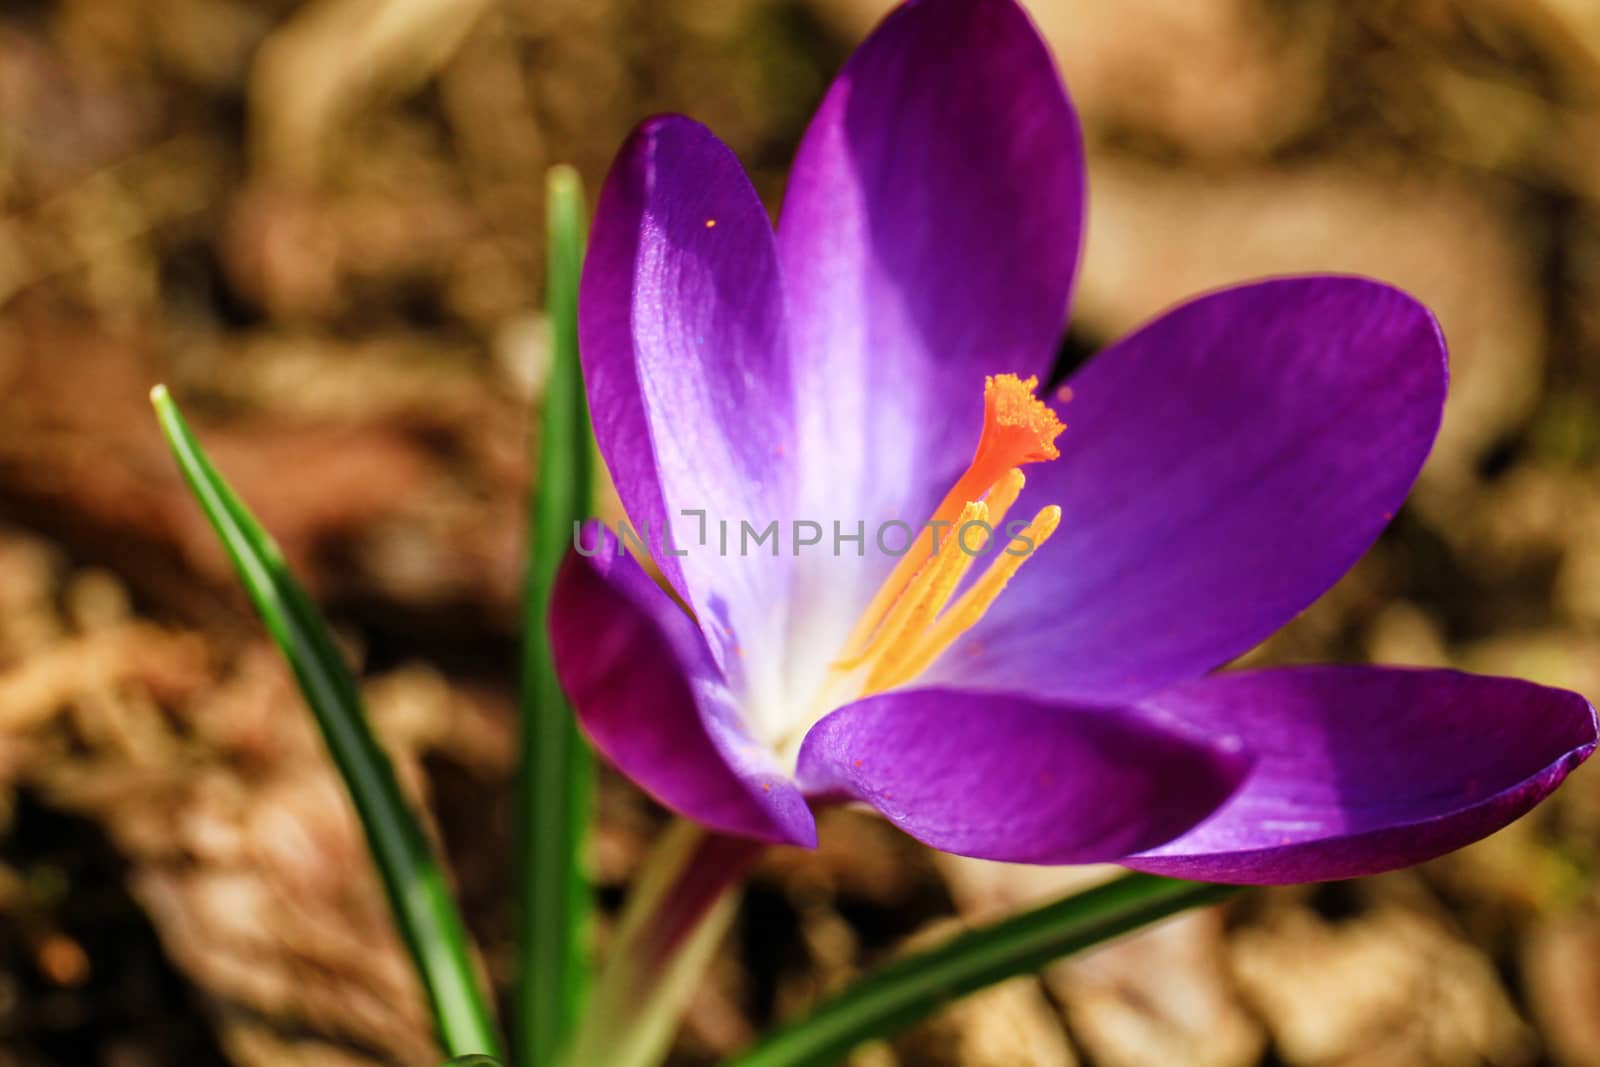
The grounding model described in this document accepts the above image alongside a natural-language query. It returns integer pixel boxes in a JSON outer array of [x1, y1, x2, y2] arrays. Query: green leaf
[[439, 1059, 503, 1066], [150, 386, 502, 1061], [516, 163, 597, 1066], [728, 873, 1240, 1067]]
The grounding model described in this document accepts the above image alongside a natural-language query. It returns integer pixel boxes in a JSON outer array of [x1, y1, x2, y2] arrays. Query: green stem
[[727, 873, 1240, 1067], [567, 821, 763, 1067]]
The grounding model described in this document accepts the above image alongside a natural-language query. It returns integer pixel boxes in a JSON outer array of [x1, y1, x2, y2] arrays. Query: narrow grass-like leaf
[[151, 386, 502, 1061], [439, 1058, 503, 1066], [516, 163, 596, 1066], [728, 873, 1240, 1067]]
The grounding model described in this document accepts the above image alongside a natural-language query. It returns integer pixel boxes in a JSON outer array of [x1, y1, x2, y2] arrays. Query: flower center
[[828, 373, 1065, 698]]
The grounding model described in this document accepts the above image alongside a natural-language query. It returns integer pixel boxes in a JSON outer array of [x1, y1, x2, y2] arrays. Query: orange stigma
[[976, 373, 1064, 469], [831, 374, 1065, 695]]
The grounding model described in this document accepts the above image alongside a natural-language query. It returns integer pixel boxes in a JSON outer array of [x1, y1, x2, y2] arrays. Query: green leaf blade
[[151, 386, 502, 1061], [729, 873, 1239, 1067], [516, 163, 597, 1066]]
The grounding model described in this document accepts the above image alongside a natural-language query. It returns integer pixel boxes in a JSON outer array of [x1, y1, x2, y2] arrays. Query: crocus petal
[[778, 0, 1084, 524], [934, 276, 1447, 704], [794, 688, 1248, 864], [775, 0, 1085, 703], [550, 526, 815, 847], [1122, 667, 1597, 884], [581, 114, 796, 681]]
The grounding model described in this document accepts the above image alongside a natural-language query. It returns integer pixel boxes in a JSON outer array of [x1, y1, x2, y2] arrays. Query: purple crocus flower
[[551, 0, 1597, 883]]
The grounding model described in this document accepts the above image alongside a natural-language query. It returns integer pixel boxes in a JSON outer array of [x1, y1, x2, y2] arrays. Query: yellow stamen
[[833, 502, 987, 672], [859, 506, 990, 692], [839, 376, 1063, 661], [983, 468, 1026, 529], [866, 505, 1062, 692], [812, 376, 1066, 710]]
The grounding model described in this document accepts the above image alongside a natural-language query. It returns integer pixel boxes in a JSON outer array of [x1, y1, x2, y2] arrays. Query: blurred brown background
[[1, 0, 1599, 1064]]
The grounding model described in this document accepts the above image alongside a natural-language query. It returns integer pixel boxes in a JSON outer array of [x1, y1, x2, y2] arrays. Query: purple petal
[[794, 688, 1248, 864], [581, 115, 796, 678], [1123, 667, 1597, 883], [933, 277, 1447, 703], [778, 0, 1084, 524], [549, 525, 815, 847]]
